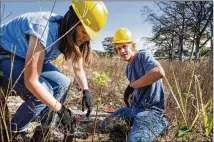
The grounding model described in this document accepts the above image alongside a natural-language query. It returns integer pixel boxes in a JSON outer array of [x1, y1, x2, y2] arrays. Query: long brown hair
[[58, 6, 92, 65]]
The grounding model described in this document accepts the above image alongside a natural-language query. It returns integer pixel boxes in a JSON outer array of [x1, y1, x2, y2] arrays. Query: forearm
[[130, 66, 165, 88], [25, 80, 62, 111], [74, 68, 89, 90], [24, 35, 62, 111]]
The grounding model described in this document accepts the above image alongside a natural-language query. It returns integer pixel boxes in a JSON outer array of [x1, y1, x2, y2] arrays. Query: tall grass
[[160, 59, 213, 141], [87, 57, 213, 141], [1, 54, 213, 141], [85, 56, 213, 141]]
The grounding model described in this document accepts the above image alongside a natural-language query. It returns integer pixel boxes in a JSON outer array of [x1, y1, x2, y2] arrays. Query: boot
[[109, 126, 128, 142], [12, 131, 28, 142], [30, 125, 51, 142], [1, 126, 29, 142]]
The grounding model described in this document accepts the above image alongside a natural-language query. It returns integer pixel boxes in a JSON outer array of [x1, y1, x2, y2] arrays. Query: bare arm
[[73, 58, 89, 90], [24, 35, 62, 111], [130, 65, 165, 88]]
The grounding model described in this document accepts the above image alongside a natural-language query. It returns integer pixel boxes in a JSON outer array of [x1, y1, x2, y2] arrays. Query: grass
[[0, 55, 213, 141], [160, 59, 213, 141], [86, 57, 213, 141]]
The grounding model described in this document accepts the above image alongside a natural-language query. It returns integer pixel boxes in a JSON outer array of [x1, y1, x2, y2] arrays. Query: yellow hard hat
[[72, 1, 108, 39], [113, 28, 134, 44]]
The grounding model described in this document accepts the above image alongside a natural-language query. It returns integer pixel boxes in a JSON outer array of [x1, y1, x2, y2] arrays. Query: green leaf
[[180, 125, 188, 130], [176, 127, 192, 137], [95, 97, 101, 105], [92, 72, 109, 85]]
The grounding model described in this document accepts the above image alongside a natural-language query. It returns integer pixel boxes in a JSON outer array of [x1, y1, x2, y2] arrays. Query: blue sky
[[1, 1, 156, 52]]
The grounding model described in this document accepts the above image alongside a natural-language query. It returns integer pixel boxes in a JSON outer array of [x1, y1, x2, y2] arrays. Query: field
[[1, 55, 213, 142]]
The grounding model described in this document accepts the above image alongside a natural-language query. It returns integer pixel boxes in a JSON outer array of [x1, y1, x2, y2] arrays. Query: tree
[[102, 37, 114, 57], [142, 2, 191, 62], [141, 1, 213, 61], [185, 1, 213, 60]]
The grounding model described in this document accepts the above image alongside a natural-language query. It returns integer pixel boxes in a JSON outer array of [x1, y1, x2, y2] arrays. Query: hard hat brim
[[81, 21, 98, 39], [113, 40, 133, 44]]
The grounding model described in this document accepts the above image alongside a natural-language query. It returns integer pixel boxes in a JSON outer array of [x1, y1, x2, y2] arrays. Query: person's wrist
[[55, 101, 62, 112], [128, 84, 134, 89], [83, 89, 90, 95]]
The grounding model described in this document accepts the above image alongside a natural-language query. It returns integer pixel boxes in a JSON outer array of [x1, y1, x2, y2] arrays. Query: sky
[[1, 1, 157, 52]]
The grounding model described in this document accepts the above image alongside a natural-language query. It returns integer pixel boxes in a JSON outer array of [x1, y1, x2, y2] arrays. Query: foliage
[[142, 1, 213, 61], [102, 37, 115, 57], [199, 46, 210, 57], [92, 72, 109, 86]]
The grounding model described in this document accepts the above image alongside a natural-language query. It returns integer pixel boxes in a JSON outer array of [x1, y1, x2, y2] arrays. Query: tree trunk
[[189, 40, 195, 61], [169, 37, 174, 60], [210, 24, 213, 61], [179, 35, 184, 62], [179, 6, 185, 62], [189, 34, 196, 61], [195, 35, 200, 60], [211, 36, 213, 61]]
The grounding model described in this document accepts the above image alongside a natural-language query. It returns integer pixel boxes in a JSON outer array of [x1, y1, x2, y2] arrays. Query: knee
[[61, 77, 71, 97], [128, 112, 168, 142], [54, 76, 71, 101], [60, 76, 71, 90], [128, 131, 154, 142], [57, 76, 71, 94], [135, 111, 150, 122]]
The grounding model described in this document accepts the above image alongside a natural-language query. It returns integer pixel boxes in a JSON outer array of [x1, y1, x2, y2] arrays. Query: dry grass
[[0, 55, 213, 141], [84, 56, 213, 141], [159, 59, 213, 141]]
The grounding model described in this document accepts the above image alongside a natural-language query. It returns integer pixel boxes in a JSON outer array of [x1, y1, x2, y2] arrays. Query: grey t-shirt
[[125, 51, 165, 111]]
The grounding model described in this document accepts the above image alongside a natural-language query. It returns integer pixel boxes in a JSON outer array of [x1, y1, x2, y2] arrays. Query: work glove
[[82, 89, 93, 117], [124, 85, 134, 107], [57, 105, 76, 132]]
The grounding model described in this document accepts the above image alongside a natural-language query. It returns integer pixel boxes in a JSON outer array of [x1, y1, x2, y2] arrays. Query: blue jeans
[[0, 57, 71, 131], [99, 107, 168, 142]]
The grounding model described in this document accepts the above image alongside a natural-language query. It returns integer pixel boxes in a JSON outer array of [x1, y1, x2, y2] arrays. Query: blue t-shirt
[[0, 12, 63, 63], [125, 51, 165, 111]]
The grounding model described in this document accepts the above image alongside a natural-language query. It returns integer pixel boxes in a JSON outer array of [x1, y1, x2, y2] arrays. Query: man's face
[[114, 43, 134, 61]]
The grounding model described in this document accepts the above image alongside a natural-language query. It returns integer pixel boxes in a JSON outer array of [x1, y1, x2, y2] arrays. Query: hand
[[124, 85, 134, 107], [57, 105, 76, 132], [82, 89, 93, 117]]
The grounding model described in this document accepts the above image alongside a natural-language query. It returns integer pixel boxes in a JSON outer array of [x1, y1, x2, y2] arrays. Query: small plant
[[92, 72, 109, 103], [91, 72, 109, 142]]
